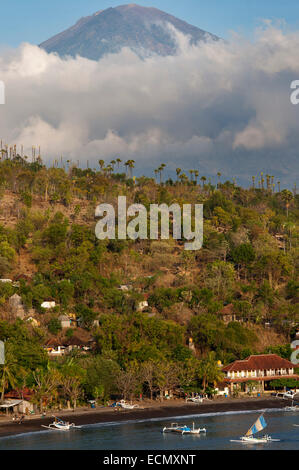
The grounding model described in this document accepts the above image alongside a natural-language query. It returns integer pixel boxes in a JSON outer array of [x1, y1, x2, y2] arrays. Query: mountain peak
[[40, 4, 218, 60]]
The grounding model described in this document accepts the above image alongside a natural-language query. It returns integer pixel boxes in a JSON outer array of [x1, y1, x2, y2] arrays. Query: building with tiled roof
[[222, 354, 299, 394]]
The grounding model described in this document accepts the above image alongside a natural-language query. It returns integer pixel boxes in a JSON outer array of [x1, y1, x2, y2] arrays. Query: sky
[[1, 0, 299, 47], [0, 2, 299, 186]]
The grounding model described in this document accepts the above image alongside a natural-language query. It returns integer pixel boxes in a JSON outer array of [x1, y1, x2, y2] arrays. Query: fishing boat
[[116, 400, 140, 409], [41, 417, 82, 431], [162, 422, 206, 434], [230, 413, 279, 444], [185, 396, 203, 403], [182, 422, 207, 434]]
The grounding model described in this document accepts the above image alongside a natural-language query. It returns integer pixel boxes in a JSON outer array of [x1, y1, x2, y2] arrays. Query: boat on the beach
[[162, 422, 206, 435], [41, 417, 82, 431], [185, 396, 203, 403], [230, 413, 279, 444], [116, 400, 140, 409]]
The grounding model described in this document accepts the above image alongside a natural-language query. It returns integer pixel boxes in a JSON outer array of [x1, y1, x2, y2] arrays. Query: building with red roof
[[222, 354, 299, 394]]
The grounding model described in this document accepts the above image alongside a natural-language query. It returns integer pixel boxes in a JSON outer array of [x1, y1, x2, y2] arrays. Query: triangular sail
[[245, 414, 267, 436]]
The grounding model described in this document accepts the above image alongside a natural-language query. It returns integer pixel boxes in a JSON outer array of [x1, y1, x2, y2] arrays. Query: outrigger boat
[[41, 416, 82, 431], [230, 413, 279, 444], [162, 422, 206, 435], [115, 400, 140, 409]]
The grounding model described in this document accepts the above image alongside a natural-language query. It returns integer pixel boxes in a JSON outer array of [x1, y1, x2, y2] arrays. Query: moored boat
[[230, 413, 279, 444], [41, 416, 81, 431], [162, 422, 206, 434]]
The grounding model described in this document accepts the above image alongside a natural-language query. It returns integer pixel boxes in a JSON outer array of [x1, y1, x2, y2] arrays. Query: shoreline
[[0, 396, 289, 440]]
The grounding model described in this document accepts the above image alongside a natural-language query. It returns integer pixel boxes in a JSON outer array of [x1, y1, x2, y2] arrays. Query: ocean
[[0, 409, 298, 450]]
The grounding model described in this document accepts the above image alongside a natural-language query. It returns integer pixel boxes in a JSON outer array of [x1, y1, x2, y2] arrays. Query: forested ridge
[[0, 154, 297, 406]]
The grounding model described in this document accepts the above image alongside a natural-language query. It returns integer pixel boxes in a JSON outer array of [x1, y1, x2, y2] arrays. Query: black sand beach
[[0, 397, 289, 439]]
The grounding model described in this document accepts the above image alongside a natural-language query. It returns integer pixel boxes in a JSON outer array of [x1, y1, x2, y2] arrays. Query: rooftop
[[222, 354, 296, 372]]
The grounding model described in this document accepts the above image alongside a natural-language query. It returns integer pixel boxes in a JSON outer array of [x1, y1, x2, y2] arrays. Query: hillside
[[40, 4, 218, 60], [0, 155, 297, 406]]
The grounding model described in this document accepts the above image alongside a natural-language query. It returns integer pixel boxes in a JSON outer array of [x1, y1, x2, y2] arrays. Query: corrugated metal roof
[[0, 400, 23, 408]]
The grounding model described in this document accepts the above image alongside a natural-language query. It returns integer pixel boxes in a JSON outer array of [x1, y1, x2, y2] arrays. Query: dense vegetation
[[0, 154, 298, 408]]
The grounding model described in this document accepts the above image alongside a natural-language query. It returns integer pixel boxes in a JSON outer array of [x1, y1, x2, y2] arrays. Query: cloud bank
[[0, 24, 299, 186]]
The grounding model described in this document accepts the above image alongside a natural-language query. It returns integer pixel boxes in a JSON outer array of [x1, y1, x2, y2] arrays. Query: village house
[[25, 317, 40, 327], [3, 388, 35, 414], [0, 399, 34, 415], [44, 338, 66, 356], [222, 354, 299, 395], [58, 314, 71, 329], [41, 301, 56, 309], [219, 303, 251, 324], [136, 300, 149, 312], [119, 285, 133, 292], [219, 304, 237, 323], [44, 329, 95, 356], [68, 313, 79, 327], [9, 293, 25, 320]]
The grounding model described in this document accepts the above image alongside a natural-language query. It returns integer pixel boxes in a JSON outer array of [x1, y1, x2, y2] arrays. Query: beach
[[0, 396, 289, 439]]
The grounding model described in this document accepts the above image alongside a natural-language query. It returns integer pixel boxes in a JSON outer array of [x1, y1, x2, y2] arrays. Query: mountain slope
[[40, 4, 218, 60]]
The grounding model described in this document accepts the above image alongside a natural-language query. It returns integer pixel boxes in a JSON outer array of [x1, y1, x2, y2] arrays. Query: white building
[[41, 301, 56, 309]]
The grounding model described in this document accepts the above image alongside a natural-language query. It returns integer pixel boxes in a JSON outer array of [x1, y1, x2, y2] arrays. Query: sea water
[[0, 409, 298, 450]]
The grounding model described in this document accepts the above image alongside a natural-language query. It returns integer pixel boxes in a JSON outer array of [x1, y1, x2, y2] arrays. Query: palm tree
[[116, 158, 122, 170], [159, 163, 166, 183], [217, 172, 222, 188], [281, 189, 294, 218], [98, 160, 105, 173], [126, 160, 135, 179], [176, 168, 181, 182], [179, 173, 188, 185], [106, 164, 113, 177], [198, 352, 224, 393], [271, 176, 274, 188], [194, 170, 199, 185], [0, 344, 20, 403]]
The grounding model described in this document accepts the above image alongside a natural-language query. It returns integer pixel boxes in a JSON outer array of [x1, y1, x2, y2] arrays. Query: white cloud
[[0, 24, 298, 185]]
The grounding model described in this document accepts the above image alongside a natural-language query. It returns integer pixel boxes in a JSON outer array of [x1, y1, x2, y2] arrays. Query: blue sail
[[246, 414, 267, 436]]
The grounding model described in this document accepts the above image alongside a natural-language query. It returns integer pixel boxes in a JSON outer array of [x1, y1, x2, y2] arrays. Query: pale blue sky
[[1, 0, 299, 47]]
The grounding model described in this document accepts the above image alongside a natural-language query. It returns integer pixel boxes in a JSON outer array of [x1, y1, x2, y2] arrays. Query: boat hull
[[230, 436, 279, 444]]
